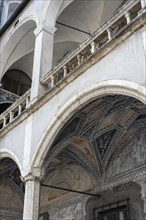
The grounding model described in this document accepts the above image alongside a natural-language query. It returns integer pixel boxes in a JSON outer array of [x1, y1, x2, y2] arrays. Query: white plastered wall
[[1, 28, 146, 176]]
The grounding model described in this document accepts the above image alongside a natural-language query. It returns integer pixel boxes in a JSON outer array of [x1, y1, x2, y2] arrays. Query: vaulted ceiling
[[0, 158, 24, 195], [1, 95, 145, 204], [44, 95, 146, 186], [54, 0, 126, 65]]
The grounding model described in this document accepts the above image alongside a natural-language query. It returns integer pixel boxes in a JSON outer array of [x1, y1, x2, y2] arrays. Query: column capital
[[34, 22, 57, 37], [22, 174, 39, 182], [21, 166, 44, 182]]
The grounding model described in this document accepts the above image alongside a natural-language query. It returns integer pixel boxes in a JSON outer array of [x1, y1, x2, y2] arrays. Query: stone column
[[23, 175, 41, 220], [30, 23, 56, 102]]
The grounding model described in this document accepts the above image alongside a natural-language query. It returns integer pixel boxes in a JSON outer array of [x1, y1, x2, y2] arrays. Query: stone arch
[[43, 0, 74, 27], [32, 80, 146, 170], [1, 69, 31, 96], [0, 148, 22, 174], [1, 18, 37, 78], [0, 154, 24, 219]]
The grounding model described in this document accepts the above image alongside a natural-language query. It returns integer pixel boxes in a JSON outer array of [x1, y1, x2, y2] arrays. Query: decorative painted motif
[[49, 202, 85, 220], [49, 181, 71, 200], [70, 139, 98, 168], [106, 132, 146, 179], [41, 163, 95, 206], [0, 181, 23, 210], [0, 158, 24, 194], [44, 95, 146, 198], [95, 129, 116, 158]]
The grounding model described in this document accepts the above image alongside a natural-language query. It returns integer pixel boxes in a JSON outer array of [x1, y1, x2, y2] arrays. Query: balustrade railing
[[0, 89, 30, 130], [41, 0, 142, 87], [0, 0, 144, 131]]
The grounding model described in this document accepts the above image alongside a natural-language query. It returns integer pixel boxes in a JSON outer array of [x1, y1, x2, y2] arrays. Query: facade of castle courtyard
[[0, 0, 146, 219]]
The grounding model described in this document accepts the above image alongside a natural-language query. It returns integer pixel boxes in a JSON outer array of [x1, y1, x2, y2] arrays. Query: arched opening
[[1, 69, 31, 96], [0, 19, 36, 113], [0, 157, 24, 220], [0, 102, 13, 114], [1, 19, 36, 78], [38, 93, 146, 219], [52, 0, 127, 66], [0, 69, 31, 113]]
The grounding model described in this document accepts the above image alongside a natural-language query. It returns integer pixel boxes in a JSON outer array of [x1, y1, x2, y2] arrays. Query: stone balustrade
[[40, 0, 142, 87], [0, 89, 30, 130]]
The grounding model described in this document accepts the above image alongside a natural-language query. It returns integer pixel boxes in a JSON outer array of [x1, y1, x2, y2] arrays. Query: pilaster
[[30, 23, 57, 102]]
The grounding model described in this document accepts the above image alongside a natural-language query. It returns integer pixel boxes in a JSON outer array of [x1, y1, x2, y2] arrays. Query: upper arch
[[32, 80, 146, 170], [0, 148, 23, 173], [0, 18, 37, 78], [43, 0, 74, 27]]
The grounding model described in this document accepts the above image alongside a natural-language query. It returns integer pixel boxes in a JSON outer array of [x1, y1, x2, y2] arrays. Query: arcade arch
[[1, 19, 36, 78], [1, 69, 31, 96], [0, 148, 23, 172], [52, 0, 125, 66], [32, 80, 146, 170], [36, 81, 146, 218], [0, 156, 24, 220]]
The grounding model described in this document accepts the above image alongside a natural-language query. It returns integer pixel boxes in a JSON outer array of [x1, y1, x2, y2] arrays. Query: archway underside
[[41, 94, 146, 205], [0, 158, 24, 219]]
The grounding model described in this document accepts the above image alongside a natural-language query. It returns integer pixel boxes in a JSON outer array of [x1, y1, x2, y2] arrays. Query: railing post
[[107, 28, 112, 41], [18, 104, 22, 115], [125, 12, 131, 24], [90, 41, 97, 54], [9, 111, 14, 122], [77, 54, 82, 65], [51, 75, 55, 88], [3, 116, 7, 128], [26, 97, 30, 108], [63, 66, 68, 77]]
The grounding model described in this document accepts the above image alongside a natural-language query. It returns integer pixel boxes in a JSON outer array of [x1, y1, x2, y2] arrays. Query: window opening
[[93, 199, 130, 220]]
